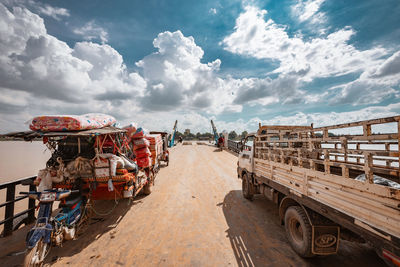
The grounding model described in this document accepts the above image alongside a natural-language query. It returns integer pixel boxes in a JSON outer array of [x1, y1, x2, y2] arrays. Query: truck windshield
[[242, 136, 253, 151]]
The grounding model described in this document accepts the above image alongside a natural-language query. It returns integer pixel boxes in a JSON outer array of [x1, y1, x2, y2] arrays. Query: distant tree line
[[228, 130, 248, 140], [173, 130, 249, 140]]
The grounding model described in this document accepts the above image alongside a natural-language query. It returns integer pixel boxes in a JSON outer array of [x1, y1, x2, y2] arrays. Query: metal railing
[[228, 140, 250, 154], [0, 176, 36, 237]]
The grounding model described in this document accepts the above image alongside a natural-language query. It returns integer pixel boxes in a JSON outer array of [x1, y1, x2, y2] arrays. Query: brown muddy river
[[0, 141, 51, 227]]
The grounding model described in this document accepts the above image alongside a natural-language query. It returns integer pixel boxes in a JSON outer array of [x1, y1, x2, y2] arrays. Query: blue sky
[[0, 0, 399, 133]]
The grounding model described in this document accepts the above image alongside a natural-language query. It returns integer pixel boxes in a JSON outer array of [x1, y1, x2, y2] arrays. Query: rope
[[89, 190, 119, 217]]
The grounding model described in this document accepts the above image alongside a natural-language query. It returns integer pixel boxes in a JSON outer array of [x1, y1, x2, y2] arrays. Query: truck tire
[[242, 173, 253, 200], [284, 206, 314, 258]]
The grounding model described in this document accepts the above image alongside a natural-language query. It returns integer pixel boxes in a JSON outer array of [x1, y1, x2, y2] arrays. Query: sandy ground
[[0, 143, 384, 266]]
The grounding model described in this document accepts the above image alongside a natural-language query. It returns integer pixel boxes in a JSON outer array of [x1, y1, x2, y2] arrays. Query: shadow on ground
[[221, 190, 384, 267], [0, 196, 145, 266]]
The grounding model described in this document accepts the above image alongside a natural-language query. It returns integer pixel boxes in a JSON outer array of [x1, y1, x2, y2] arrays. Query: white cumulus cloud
[[36, 4, 69, 20], [73, 21, 108, 44], [291, 0, 326, 24], [222, 5, 399, 105]]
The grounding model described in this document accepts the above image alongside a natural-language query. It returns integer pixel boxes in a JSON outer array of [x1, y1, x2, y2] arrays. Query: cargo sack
[[120, 155, 138, 173], [131, 127, 148, 139], [133, 138, 150, 149], [137, 157, 151, 168], [135, 147, 151, 158], [123, 122, 138, 138], [94, 157, 111, 177], [96, 153, 124, 177]]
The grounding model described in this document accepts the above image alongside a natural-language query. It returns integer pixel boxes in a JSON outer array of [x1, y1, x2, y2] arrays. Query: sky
[[0, 0, 400, 134]]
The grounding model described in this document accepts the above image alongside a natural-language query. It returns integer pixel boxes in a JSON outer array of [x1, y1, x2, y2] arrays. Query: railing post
[[4, 184, 16, 237], [28, 183, 36, 224]]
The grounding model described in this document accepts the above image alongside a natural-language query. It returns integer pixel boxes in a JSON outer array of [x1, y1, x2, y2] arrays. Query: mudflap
[[26, 224, 53, 249], [311, 225, 340, 255]]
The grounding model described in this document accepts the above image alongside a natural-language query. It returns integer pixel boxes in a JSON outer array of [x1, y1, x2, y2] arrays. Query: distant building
[[184, 129, 190, 135]]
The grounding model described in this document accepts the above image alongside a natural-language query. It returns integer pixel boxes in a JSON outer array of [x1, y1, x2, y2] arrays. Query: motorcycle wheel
[[24, 238, 49, 267]]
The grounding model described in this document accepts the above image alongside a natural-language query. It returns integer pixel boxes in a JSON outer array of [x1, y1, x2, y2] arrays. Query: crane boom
[[168, 120, 178, 147], [211, 120, 218, 144]]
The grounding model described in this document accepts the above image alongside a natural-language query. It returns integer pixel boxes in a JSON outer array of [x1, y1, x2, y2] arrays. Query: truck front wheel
[[242, 173, 254, 200], [284, 206, 314, 258]]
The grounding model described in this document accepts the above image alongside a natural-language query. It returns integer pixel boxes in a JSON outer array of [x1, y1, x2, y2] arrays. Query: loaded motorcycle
[[20, 189, 88, 266]]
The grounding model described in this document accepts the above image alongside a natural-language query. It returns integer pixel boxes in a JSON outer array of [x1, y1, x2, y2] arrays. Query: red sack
[[133, 138, 150, 149], [136, 157, 151, 168], [135, 147, 151, 158], [123, 122, 137, 138], [131, 127, 148, 139]]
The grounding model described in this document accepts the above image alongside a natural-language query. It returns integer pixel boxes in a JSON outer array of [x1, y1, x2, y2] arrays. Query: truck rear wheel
[[284, 206, 314, 258], [242, 173, 253, 200]]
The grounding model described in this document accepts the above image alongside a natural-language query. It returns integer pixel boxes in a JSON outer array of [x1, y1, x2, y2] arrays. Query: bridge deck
[[0, 143, 384, 266]]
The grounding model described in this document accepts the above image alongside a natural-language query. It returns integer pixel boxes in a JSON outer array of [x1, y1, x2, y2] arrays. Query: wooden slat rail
[[255, 116, 400, 184], [0, 176, 36, 237]]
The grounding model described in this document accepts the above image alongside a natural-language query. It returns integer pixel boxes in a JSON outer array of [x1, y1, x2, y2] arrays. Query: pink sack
[[133, 138, 150, 149], [29, 113, 116, 132], [136, 157, 151, 168], [135, 147, 151, 158]]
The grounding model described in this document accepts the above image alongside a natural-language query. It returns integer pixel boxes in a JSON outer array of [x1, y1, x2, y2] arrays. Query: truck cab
[[238, 134, 255, 174], [237, 134, 257, 200]]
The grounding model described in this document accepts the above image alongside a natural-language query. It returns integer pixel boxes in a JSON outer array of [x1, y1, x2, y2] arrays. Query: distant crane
[[168, 120, 178, 147], [211, 120, 219, 145]]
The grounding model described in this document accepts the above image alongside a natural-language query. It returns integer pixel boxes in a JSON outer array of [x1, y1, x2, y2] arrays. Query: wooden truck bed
[[253, 116, 400, 241]]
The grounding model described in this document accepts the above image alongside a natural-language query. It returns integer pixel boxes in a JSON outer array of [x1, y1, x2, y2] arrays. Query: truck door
[[239, 135, 254, 173]]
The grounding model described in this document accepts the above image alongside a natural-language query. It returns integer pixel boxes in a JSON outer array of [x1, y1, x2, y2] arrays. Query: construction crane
[[168, 120, 178, 147], [211, 120, 219, 145]]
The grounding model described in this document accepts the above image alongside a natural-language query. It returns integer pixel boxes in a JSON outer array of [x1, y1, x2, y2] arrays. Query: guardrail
[[227, 139, 251, 154], [0, 176, 36, 237]]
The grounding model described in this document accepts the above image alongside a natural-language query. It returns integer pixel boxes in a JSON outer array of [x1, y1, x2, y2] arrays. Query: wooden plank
[[307, 189, 399, 237], [307, 180, 399, 219], [254, 158, 400, 199]]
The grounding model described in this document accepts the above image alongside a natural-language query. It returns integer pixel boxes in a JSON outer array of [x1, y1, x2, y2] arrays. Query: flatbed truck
[[237, 116, 400, 266]]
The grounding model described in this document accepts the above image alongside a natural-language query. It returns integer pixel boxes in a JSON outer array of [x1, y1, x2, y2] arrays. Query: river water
[[0, 141, 51, 229], [0, 141, 51, 183]]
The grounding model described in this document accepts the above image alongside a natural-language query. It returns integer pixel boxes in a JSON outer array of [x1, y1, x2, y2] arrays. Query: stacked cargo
[[145, 134, 163, 166], [132, 132, 151, 168]]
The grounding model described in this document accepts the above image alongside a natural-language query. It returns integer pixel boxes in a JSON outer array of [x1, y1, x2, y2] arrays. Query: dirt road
[[1, 143, 384, 266]]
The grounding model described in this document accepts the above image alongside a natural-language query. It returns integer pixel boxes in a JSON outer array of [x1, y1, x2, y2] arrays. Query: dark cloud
[[95, 91, 132, 101], [0, 102, 27, 114], [192, 94, 212, 108], [140, 83, 184, 112], [233, 75, 300, 105]]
